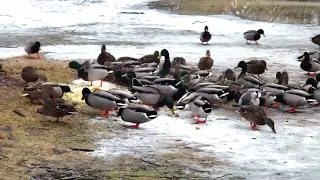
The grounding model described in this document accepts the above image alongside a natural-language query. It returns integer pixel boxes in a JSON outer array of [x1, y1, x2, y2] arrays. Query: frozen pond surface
[[1, 0, 320, 179]]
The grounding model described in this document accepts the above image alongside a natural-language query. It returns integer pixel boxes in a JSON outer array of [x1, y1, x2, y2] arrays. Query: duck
[[24, 82, 72, 99], [311, 34, 320, 48], [218, 68, 236, 83], [243, 29, 265, 44], [275, 71, 289, 86], [190, 97, 212, 124], [200, 25, 212, 44], [236, 68, 265, 89], [297, 51, 320, 62], [24, 41, 41, 60], [303, 78, 320, 105], [21, 66, 47, 83], [107, 89, 142, 104], [139, 51, 161, 64], [238, 89, 261, 106], [158, 49, 172, 77], [81, 88, 127, 118], [235, 60, 267, 77], [117, 104, 158, 128], [282, 89, 314, 113], [20, 83, 54, 104], [129, 78, 176, 114], [298, 52, 320, 77], [259, 91, 276, 113], [198, 50, 213, 71], [172, 57, 186, 66], [116, 56, 138, 62], [239, 105, 276, 133], [69, 61, 113, 86], [36, 96, 77, 122], [97, 44, 116, 65]]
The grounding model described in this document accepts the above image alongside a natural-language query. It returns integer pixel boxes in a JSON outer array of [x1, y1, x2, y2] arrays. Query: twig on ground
[[192, 21, 207, 24], [140, 158, 161, 167], [13, 109, 26, 117], [70, 147, 94, 152]]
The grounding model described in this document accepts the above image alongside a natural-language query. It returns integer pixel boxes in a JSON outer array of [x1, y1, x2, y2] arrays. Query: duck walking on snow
[[25, 41, 41, 60], [200, 25, 212, 44], [298, 52, 320, 77], [239, 105, 276, 133], [243, 29, 265, 44], [117, 104, 158, 128], [190, 97, 212, 124]]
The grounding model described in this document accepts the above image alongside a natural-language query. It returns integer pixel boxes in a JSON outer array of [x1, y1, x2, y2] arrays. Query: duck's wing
[[286, 89, 311, 97], [243, 30, 256, 35], [127, 104, 155, 113], [92, 90, 122, 101]]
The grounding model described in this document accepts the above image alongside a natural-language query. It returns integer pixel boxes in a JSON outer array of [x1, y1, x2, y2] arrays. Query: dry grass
[[149, 0, 320, 24]]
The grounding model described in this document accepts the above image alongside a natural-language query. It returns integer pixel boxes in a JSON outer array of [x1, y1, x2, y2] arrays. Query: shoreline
[[148, 0, 320, 24]]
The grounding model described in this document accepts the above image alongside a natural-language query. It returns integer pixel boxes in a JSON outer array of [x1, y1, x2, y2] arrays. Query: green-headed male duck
[[25, 41, 41, 60], [69, 61, 113, 87], [298, 52, 320, 77], [239, 105, 276, 133], [21, 66, 47, 83], [81, 88, 127, 118], [117, 103, 158, 128], [283, 89, 315, 113], [243, 29, 265, 44], [158, 49, 171, 77], [304, 78, 320, 105], [200, 25, 212, 44], [97, 44, 116, 65], [198, 50, 213, 71]]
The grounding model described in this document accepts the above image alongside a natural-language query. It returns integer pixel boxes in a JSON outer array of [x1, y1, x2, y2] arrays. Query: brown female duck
[[97, 44, 116, 65], [198, 50, 213, 71], [239, 105, 276, 133], [235, 59, 267, 77], [21, 66, 47, 83]]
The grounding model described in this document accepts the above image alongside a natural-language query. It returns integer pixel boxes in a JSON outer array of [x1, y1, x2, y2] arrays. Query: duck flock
[[17, 26, 320, 134]]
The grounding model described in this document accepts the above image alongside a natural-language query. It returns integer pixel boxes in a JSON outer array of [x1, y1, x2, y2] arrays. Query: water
[[2, 0, 320, 179]]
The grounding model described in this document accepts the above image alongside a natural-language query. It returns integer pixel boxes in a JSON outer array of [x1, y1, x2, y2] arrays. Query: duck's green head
[[154, 51, 160, 58], [158, 97, 176, 115], [81, 87, 92, 100], [113, 70, 125, 79], [69, 61, 82, 70], [316, 73, 320, 82], [304, 78, 318, 88], [60, 85, 72, 93], [160, 49, 169, 59], [274, 72, 282, 83], [126, 71, 137, 79], [234, 61, 247, 72], [180, 71, 188, 78]]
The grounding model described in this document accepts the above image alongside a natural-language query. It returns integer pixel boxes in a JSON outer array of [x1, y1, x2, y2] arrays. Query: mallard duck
[[69, 61, 113, 86], [304, 78, 320, 105], [235, 60, 267, 77], [218, 68, 236, 83], [275, 71, 289, 86], [238, 89, 261, 106], [81, 88, 127, 118], [139, 51, 161, 64], [117, 104, 158, 128], [107, 89, 141, 104], [297, 51, 320, 62], [195, 87, 229, 105], [236, 69, 265, 89], [21, 66, 47, 83], [24, 82, 72, 99], [243, 29, 265, 44], [239, 105, 276, 133], [97, 44, 116, 65], [158, 49, 171, 77], [198, 50, 213, 71], [24, 41, 41, 60], [129, 79, 175, 114], [298, 52, 320, 77], [116, 56, 138, 62], [37, 96, 77, 122], [172, 57, 186, 66], [259, 91, 276, 113], [200, 25, 212, 44], [20, 83, 54, 104], [190, 97, 212, 124], [283, 89, 314, 113], [311, 34, 320, 48]]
